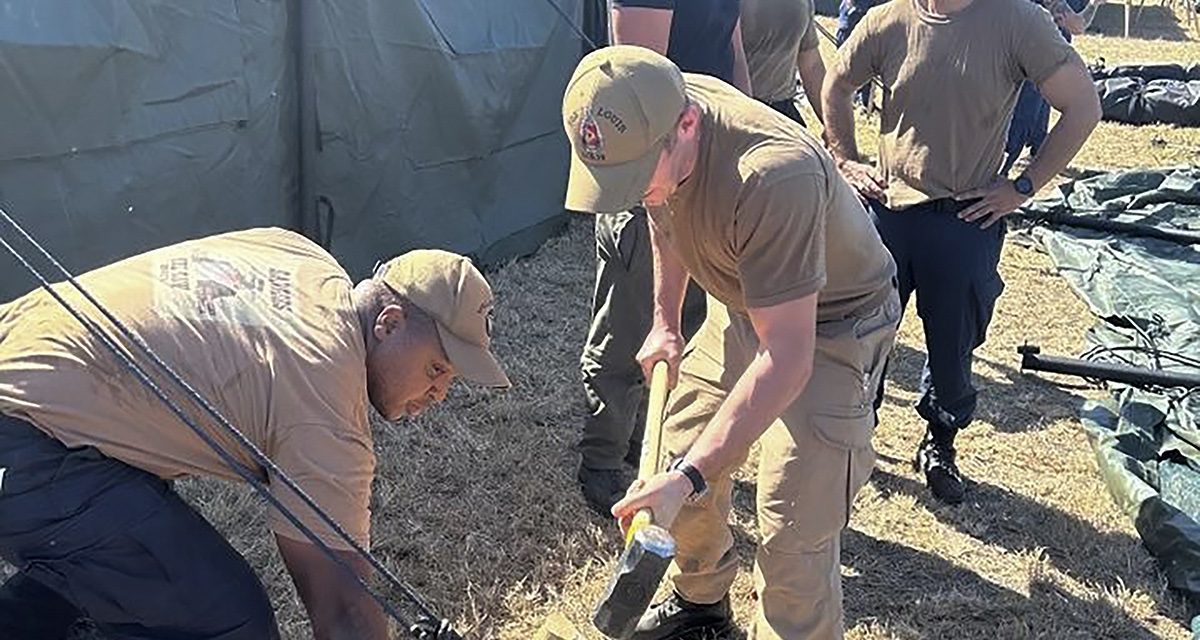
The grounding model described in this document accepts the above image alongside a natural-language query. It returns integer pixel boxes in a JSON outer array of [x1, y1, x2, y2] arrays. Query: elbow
[[1086, 94, 1103, 129], [821, 76, 852, 109], [1055, 91, 1102, 134], [1077, 91, 1103, 132]]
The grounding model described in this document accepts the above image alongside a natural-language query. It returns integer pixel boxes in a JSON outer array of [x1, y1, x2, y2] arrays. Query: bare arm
[[277, 535, 389, 640], [636, 209, 692, 387], [731, 18, 753, 95], [680, 294, 817, 479], [797, 46, 827, 124], [821, 71, 861, 164], [1024, 60, 1102, 189], [611, 6, 672, 54], [613, 294, 818, 527], [821, 69, 887, 200], [958, 60, 1100, 227]]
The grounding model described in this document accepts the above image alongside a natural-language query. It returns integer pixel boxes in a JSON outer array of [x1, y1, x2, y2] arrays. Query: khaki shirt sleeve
[[1011, 2, 1081, 85], [830, 9, 881, 89], [733, 171, 828, 309], [268, 422, 376, 551]]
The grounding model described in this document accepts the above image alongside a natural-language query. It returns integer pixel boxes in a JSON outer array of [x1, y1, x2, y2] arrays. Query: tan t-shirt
[[0, 227, 374, 550], [653, 75, 895, 322], [741, 0, 821, 103], [833, 0, 1081, 208]]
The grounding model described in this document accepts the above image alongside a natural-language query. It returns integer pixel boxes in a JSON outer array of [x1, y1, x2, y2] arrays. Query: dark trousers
[[579, 210, 707, 470], [0, 414, 279, 640], [1004, 80, 1052, 174], [765, 98, 806, 127], [868, 198, 1006, 432]]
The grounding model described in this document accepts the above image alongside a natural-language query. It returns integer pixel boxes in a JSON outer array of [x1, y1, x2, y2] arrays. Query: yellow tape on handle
[[625, 360, 669, 547]]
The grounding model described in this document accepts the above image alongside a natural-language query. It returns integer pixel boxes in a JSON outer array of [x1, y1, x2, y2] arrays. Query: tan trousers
[[661, 291, 900, 640]]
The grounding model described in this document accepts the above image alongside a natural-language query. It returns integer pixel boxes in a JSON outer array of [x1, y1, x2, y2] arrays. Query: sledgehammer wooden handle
[[626, 360, 669, 546]]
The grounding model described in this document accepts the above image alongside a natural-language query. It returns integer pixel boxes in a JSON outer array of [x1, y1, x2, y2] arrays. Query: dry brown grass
[[36, 7, 1200, 640]]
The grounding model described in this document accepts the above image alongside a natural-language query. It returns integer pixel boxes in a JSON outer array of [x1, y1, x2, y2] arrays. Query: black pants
[[766, 97, 806, 127], [868, 198, 1006, 431], [580, 210, 706, 469], [0, 414, 279, 640]]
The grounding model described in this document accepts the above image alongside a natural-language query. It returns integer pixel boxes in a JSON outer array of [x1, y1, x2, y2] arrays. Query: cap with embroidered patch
[[562, 45, 687, 214], [374, 250, 509, 388]]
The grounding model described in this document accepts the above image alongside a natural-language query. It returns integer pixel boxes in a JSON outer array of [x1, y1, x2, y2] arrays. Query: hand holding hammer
[[592, 361, 689, 639]]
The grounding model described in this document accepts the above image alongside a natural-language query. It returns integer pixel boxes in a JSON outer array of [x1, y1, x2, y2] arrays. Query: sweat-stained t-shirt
[[613, 0, 742, 83], [650, 75, 896, 322], [0, 227, 375, 550], [740, 0, 821, 102], [832, 0, 1082, 208]]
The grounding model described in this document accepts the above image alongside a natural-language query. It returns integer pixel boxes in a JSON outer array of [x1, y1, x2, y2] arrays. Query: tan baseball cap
[[562, 45, 687, 214], [374, 250, 510, 389]]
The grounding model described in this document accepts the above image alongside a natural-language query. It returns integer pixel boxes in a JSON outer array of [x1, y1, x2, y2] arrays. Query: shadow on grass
[[868, 467, 1188, 629], [724, 467, 1184, 638], [880, 342, 1088, 434], [841, 528, 1165, 639]]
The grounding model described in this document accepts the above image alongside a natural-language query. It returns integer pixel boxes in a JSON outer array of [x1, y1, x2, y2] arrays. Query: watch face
[[1015, 176, 1034, 195]]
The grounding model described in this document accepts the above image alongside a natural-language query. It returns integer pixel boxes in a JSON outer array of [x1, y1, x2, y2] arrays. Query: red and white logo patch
[[579, 111, 605, 161]]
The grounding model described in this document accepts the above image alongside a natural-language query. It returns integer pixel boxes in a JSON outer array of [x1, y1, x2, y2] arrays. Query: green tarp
[[1020, 167, 1200, 635]]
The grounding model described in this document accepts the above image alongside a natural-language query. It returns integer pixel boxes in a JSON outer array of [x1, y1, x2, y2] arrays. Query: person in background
[[740, 0, 827, 126], [577, 0, 751, 515]]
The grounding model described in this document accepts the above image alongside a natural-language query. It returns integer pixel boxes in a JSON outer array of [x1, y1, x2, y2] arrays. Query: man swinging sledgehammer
[[561, 46, 901, 639]]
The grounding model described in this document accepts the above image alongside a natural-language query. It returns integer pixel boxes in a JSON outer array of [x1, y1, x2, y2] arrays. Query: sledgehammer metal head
[[591, 523, 676, 639]]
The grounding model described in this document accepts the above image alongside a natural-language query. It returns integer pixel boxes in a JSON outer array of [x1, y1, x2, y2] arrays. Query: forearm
[[311, 596, 389, 640], [821, 77, 861, 162], [682, 348, 812, 479], [798, 49, 827, 124], [282, 543, 390, 640], [1024, 99, 1101, 191], [647, 211, 690, 332]]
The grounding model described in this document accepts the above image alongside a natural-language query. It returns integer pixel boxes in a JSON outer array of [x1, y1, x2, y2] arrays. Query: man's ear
[[373, 303, 408, 340], [677, 103, 701, 140]]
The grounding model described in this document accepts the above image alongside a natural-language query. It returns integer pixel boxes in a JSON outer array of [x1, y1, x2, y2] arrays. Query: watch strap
[[669, 457, 707, 499]]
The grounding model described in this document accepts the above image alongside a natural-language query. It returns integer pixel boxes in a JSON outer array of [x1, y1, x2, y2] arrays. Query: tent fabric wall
[[300, 0, 584, 277], [0, 0, 298, 301], [0, 0, 592, 298]]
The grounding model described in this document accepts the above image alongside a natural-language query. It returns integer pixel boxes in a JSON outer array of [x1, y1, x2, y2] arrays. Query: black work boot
[[631, 592, 733, 640], [577, 465, 628, 515], [914, 423, 966, 505]]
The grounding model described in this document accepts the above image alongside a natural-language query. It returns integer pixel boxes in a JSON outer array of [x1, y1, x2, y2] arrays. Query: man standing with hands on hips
[[822, 0, 1101, 504]]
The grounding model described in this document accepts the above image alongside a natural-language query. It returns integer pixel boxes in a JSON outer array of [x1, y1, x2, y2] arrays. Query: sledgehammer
[[591, 361, 676, 639]]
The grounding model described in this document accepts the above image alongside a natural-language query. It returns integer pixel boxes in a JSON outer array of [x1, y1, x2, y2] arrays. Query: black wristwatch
[[668, 457, 708, 501], [1012, 174, 1035, 196]]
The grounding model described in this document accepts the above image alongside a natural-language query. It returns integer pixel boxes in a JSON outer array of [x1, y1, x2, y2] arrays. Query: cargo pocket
[[810, 410, 875, 453], [970, 274, 1005, 348]]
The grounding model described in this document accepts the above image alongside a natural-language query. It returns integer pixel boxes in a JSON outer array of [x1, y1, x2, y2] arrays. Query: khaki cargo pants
[[662, 290, 900, 640]]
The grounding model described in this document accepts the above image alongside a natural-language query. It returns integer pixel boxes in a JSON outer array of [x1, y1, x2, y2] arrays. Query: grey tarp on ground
[[300, 0, 583, 276], [0, 0, 593, 300], [1092, 63, 1200, 127], [0, 0, 297, 301], [1019, 168, 1200, 634]]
